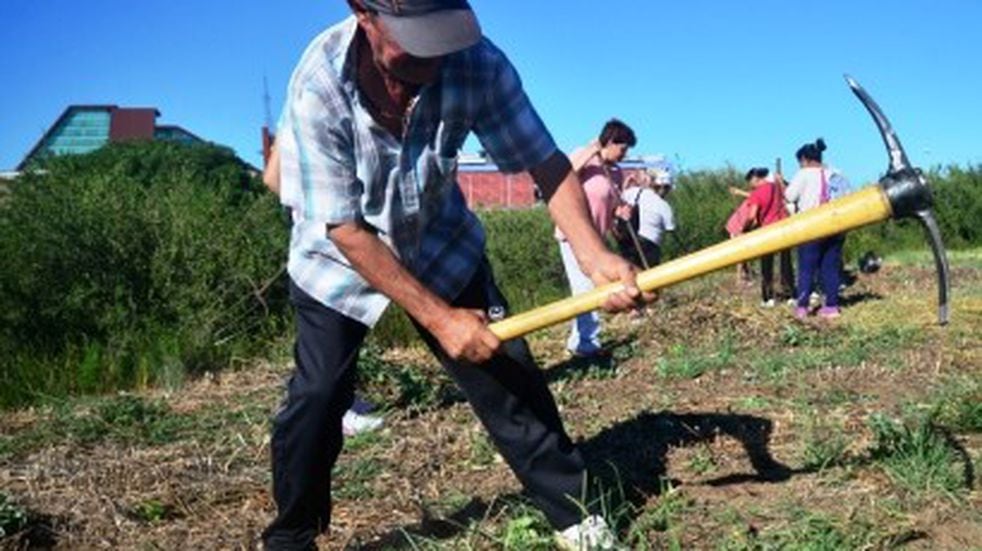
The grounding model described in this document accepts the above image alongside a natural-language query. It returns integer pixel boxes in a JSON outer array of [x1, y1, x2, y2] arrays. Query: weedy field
[[1, 250, 980, 550]]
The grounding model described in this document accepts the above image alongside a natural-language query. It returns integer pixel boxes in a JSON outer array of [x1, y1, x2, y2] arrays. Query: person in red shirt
[[744, 167, 796, 306]]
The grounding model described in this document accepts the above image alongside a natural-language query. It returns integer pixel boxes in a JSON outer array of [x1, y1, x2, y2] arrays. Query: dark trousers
[[796, 235, 845, 308], [760, 249, 796, 302], [618, 235, 662, 269], [263, 265, 589, 549]]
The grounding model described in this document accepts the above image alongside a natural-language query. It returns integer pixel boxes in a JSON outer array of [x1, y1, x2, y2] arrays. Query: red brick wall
[[457, 171, 538, 209], [457, 167, 648, 210]]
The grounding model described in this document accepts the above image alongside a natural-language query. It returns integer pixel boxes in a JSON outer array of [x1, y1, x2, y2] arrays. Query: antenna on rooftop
[[263, 76, 274, 130], [262, 75, 275, 164]]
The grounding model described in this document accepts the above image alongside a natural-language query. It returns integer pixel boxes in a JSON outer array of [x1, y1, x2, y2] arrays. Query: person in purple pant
[[785, 138, 847, 319]]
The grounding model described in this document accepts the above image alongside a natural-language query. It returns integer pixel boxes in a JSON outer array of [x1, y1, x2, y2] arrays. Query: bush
[[2, 146, 977, 406], [0, 142, 288, 407], [662, 167, 743, 258]]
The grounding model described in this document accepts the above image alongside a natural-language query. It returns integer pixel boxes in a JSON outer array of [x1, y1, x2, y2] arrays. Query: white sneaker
[[760, 299, 776, 308], [342, 410, 383, 436], [555, 515, 625, 551]]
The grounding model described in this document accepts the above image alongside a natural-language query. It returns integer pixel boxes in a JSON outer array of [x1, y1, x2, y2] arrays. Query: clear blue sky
[[2, 1, 980, 183]]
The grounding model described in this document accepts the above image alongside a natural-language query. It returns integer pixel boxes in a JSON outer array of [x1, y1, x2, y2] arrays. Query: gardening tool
[[621, 186, 652, 270], [488, 75, 950, 341]]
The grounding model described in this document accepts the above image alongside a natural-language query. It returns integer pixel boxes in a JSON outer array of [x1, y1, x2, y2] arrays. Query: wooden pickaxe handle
[[489, 75, 951, 341], [489, 187, 892, 341]]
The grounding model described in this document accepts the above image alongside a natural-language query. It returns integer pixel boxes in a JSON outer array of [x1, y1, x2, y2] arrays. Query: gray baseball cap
[[360, 0, 482, 58]]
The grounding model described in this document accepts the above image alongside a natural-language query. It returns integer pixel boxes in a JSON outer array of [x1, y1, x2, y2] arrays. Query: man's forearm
[[328, 223, 450, 331]]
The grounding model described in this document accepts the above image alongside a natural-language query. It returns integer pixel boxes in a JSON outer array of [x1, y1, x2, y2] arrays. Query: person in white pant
[[556, 119, 637, 356]]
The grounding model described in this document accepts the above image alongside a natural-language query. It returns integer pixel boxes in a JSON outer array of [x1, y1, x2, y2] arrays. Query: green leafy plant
[[801, 421, 850, 472], [130, 499, 171, 524], [499, 513, 554, 550], [868, 413, 966, 498], [0, 141, 288, 407], [0, 493, 28, 538]]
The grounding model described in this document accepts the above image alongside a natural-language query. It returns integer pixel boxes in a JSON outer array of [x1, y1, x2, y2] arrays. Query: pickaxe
[[488, 75, 951, 341]]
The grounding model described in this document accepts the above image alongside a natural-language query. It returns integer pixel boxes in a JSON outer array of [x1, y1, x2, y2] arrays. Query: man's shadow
[[353, 409, 792, 550], [581, 410, 792, 502]]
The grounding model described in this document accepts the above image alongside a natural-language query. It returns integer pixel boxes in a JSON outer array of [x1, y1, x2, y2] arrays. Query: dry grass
[[2, 255, 980, 550]]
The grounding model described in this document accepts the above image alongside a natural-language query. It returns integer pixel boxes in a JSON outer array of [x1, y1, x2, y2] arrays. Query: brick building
[[457, 154, 663, 209]]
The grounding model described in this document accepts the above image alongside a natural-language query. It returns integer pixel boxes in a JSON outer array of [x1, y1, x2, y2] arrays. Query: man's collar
[[334, 17, 361, 94]]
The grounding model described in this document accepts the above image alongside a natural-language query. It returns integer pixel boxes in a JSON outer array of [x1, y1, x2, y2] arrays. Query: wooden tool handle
[[489, 187, 892, 341]]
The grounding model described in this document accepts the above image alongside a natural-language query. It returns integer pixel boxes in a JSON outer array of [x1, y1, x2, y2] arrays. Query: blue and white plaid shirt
[[277, 17, 558, 326]]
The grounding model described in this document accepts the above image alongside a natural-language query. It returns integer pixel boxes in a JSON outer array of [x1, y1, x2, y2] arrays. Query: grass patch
[[0, 392, 272, 460], [924, 377, 982, 433], [358, 344, 459, 413], [733, 395, 773, 411], [497, 508, 554, 550], [723, 510, 879, 550], [0, 395, 184, 458], [0, 493, 28, 538], [129, 499, 175, 524], [748, 325, 922, 381], [868, 413, 968, 499], [800, 419, 850, 472], [467, 430, 499, 468], [334, 456, 383, 500], [655, 334, 735, 380], [687, 445, 719, 476], [885, 247, 982, 269], [624, 479, 690, 550]]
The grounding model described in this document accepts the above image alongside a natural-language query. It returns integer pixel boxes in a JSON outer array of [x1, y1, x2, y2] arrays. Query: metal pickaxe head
[[845, 75, 951, 325]]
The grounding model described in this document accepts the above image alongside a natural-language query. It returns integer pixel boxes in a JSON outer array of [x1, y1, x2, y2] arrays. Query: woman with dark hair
[[743, 167, 795, 306], [785, 138, 846, 319]]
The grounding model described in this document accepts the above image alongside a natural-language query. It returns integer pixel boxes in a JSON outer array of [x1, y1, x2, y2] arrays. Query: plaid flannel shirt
[[277, 17, 558, 326]]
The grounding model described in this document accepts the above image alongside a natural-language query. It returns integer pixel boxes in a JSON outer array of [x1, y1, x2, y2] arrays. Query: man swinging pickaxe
[[489, 76, 951, 341]]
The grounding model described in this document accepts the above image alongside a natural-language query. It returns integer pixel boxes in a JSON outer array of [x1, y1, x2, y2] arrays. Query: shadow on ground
[[581, 410, 793, 496], [350, 409, 794, 550]]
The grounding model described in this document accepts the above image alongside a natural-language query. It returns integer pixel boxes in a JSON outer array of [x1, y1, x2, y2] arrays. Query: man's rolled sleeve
[[473, 51, 558, 174], [289, 83, 362, 225]]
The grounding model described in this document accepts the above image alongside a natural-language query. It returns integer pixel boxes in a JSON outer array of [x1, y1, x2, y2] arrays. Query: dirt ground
[[2, 256, 980, 550]]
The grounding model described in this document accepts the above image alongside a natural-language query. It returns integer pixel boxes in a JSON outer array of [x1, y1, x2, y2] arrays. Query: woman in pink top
[[557, 119, 636, 356]]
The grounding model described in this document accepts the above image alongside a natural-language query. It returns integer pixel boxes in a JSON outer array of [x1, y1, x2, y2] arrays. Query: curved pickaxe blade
[[845, 75, 951, 325], [846, 75, 912, 174]]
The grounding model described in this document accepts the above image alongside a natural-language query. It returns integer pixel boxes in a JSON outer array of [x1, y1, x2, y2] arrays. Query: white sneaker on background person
[[555, 515, 625, 551], [342, 409, 384, 436]]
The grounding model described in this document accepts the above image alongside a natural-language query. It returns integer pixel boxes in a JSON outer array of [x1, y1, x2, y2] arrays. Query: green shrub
[[0, 493, 28, 538], [662, 168, 743, 258], [841, 166, 982, 261], [2, 147, 977, 406], [868, 413, 966, 498], [0, 142, 288, 407]]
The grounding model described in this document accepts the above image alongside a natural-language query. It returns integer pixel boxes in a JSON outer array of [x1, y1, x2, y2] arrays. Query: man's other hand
[[584, 251, 656, 312]]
